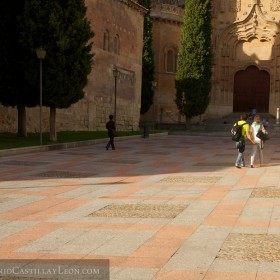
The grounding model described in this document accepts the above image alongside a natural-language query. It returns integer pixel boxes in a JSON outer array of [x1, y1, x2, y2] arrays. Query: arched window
[[114, 34, 120, 55], [165, 48, 177, 73], [103, 30, 109, 51]]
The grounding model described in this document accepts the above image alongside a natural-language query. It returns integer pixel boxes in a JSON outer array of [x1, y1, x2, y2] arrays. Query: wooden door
[[233, 66, 270, 112]]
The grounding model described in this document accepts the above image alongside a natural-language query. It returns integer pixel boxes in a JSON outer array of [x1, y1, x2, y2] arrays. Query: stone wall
[[145, 0, 280, 125], [141, 3, 184, 124]]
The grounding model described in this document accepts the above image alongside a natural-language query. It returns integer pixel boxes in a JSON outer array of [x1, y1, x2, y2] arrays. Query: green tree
[[19, 0, 94, 141], [0, 1, 37, 136], [175, 0, 212, 128], [138, 0, 155, 115]]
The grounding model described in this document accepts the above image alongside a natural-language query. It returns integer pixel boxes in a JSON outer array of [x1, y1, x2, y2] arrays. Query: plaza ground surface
[[0, 134, 279, 280]]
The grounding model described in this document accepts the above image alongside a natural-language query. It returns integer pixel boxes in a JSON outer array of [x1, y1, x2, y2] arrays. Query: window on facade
[[103, 30, 109, 51], [114, 35, 120, 55], [166, 49, 177, 73]]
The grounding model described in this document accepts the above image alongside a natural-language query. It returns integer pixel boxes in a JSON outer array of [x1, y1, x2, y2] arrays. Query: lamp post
[[36, 47, 46, 145], [112, 66, 119, 124], [152, 81, 157, 132]]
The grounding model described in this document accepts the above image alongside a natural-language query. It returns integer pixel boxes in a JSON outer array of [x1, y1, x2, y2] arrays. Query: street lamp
[[36, 46, 46, 145], [152, 81, 157, 132], [112, 66, 119, 124]]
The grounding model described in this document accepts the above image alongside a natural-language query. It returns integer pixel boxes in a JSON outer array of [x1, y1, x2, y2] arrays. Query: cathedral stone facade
[[210, 0, 280, 118], [148, 0, 280, 125], [1, 0, 280, 133]]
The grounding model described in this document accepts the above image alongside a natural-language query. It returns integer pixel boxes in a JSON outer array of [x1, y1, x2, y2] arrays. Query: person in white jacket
[[250, 115, 266, 168]]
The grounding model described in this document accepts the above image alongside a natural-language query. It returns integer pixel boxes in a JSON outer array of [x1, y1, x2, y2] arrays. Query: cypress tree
[[175, 0, 212, 128], [138, 0, 155, 115], [19, 0, 94, 141], [0, 0, 37, 136]]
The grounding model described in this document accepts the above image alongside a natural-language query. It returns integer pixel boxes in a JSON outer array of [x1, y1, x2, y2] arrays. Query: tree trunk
[[185, 115, 191, 130], [49, 107, 57, 142], [17, 105, 27, 137]]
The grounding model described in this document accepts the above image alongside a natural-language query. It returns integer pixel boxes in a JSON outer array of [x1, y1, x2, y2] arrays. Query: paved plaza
[[0, 134, 280, 279]]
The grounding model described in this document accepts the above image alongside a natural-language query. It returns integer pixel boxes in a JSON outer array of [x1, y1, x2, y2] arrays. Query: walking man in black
[[106, 114, 116, 150]]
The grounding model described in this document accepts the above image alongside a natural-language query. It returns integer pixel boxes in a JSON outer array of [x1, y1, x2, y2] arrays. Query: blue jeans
[[235, 141, 245, 166]]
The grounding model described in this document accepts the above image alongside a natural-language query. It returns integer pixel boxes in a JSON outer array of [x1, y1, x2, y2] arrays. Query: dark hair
[[240, 113, 248, 121], [109, 114, 114, 120]]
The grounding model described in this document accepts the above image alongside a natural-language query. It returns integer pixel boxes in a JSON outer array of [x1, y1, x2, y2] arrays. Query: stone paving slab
[[0, 135, 279, 279]]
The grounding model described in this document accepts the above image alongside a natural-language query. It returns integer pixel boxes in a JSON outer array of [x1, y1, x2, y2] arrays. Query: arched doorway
[[233, 66, 270, 112]]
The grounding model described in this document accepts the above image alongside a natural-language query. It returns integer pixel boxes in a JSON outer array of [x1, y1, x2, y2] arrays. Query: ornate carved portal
[[271, 0, 280, 11], [233, 66, 270, 112], [210, 1, 280, 116]]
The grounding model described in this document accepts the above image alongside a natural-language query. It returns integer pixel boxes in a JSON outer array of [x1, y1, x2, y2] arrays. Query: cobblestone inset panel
[[218, 233, 280, 262], [159, 176, 222, 184], [1, 160, 50, 166], [99, 159, 141, 164], [250, 187, 280, 198], [33, 170, 95, 178], [89, 203, 188, 219]]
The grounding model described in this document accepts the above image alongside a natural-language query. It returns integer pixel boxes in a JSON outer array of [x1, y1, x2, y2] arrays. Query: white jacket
[[250, 122, 264, 144]]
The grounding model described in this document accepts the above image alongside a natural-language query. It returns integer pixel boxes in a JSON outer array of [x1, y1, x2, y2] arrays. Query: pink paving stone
[[83, 254, 126, 266], [103, 185, 148, 198], [154, 269, 206, 280], [204, 202, 245, 226], [131, 245, 179, 258], [36, 185, 84, 196], [199, 190, 228, 200], [203, 271, 256, 280], [120, 256, 169, 268], [110, 195, 188, 200], [137, 237, 184, 249], [256, 273, 280, 280], [22, 199, 88, 221], [0, 224, 61, 252], [2, 252, 48, 259], [237, 175, 260, 185], [63, 221, 133, 230], [203, 215, 239, 226], [236, 220, 270, 227], [153, 225, 196, 239], [0, 198, 73, 220], [270, 221, 280, 227], [248, 201, 280, 206]]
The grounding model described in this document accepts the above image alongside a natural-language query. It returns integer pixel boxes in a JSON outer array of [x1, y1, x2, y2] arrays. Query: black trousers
[[106, 134, 115, 149]]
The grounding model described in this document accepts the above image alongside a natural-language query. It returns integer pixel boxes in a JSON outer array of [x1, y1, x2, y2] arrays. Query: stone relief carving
[[161, 4, 184, 16], [220, 0, 226, 12], [271, 0, 280, 11], [229, 0, 241, 12], [119, 71, 135, 86]]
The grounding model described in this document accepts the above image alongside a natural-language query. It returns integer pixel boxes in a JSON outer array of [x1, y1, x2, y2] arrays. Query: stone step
[[155, 117, 280, 133]]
